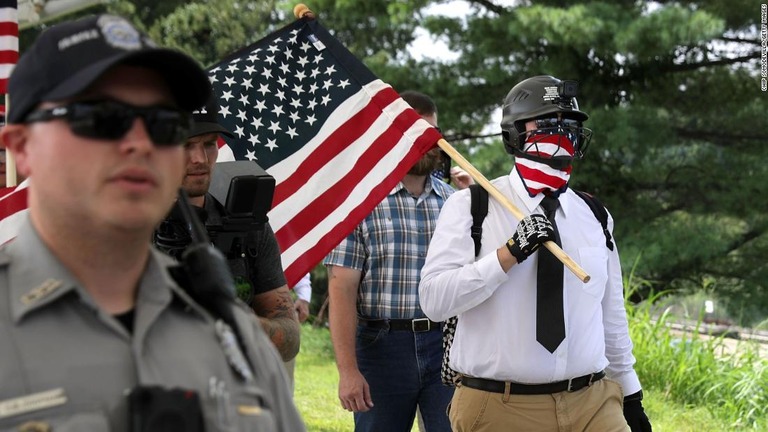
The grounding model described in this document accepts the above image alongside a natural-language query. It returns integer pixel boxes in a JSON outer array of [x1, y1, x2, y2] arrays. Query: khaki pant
[[449, 378, 629, 432]]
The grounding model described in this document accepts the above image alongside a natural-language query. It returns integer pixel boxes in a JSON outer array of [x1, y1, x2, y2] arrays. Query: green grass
[[294, 325, 421, 432], [294, 309, 768, 432], [293, 324, 352, 431], [629, 293, 768, 431]]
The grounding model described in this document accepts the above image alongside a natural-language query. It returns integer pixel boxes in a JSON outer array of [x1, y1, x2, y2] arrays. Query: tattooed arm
[[251, 284, 301, 361]]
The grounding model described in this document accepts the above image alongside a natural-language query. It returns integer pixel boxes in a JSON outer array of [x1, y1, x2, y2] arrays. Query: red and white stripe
[[0, 178, 28, 245], [0, 0, 18, 94], [515, 134, 574, 195], [218, 80, 439, 286]]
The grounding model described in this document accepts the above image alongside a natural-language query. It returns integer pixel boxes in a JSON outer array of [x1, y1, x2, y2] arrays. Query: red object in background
[[0, 1, 18, 94]]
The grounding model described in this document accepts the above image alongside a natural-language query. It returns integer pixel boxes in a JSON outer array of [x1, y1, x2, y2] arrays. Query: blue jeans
[[353, 323, 454, 432]]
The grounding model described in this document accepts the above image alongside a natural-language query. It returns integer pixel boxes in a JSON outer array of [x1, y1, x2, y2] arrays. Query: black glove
[[506, 214, 555, 263], [623, 390, 652, 432]]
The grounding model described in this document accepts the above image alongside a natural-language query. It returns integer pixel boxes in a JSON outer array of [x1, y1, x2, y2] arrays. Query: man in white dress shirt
[[419, 75, 651, 432]]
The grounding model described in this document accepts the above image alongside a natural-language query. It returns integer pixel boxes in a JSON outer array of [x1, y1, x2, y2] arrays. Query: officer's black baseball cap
[[7, 14, 211, 124], [190, 94, 234, 139]]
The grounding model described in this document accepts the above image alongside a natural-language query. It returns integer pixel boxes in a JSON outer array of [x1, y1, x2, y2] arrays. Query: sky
[[406, 1, 517, 131], [408, 0, 520, 61], [408, 1, 469, 61]]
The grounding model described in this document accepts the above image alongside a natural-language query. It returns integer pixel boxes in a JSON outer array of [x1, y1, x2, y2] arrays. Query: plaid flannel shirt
[[324, 176, 454, 318]]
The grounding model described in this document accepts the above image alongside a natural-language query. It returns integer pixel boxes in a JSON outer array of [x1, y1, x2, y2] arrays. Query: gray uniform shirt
[[0, 217, 306, 432]]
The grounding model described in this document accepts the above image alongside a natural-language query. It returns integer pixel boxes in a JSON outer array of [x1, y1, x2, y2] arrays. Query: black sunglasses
[[24, 100, 192, 146], [534, 117, 581, 130]]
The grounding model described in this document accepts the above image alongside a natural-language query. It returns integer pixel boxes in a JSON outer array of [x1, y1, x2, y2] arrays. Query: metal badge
[[237, 405, 263, 416], [97, 15, 142, 51]]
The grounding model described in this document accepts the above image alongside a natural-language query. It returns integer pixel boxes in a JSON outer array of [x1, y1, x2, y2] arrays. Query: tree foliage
[[20, 0, 767, 324]]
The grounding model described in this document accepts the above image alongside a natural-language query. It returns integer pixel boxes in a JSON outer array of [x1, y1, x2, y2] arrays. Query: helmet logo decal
[[543, 85, 559, 102]]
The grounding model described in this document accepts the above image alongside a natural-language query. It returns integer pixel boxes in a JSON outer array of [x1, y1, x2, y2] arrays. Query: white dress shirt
[[293, 273, 312, 303], [419, 167, 642, 395]]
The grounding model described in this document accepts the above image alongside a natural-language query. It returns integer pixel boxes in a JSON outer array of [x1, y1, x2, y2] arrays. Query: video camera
[[557, 80, 578, 98], [205, 160, 276, 255], [555, 80, 579, 110]]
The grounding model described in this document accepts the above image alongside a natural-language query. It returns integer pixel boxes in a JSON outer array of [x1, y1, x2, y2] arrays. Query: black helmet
[[500, 75, 592, 163]]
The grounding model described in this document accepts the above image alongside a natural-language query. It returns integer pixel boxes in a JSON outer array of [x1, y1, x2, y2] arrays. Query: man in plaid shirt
[[324, 91, 455, 432]]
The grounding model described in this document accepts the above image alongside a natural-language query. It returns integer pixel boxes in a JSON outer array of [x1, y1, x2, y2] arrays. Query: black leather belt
[[461, 371, 605, 395], [358, 317, 441, 332]]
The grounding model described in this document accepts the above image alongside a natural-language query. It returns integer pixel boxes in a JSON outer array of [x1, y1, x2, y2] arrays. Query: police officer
[[154, 94, 301, 362], [0, 14, 305, 432]]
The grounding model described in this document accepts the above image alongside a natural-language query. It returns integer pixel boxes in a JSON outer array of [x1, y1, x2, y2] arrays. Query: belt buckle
[[567, 373, 595, 392], [412, 318, 430, 332]]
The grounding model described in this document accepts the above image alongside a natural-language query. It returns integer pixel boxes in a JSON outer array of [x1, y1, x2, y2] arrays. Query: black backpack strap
[[469, 184, 489, 257], [573, 190, 614, 251], [443, 185, 488, 387]]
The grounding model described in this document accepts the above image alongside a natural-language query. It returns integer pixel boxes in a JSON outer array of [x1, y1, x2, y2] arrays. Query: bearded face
[[408, 148, 441, 176]]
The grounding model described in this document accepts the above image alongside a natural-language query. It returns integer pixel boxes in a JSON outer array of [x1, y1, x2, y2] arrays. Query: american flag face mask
[[514, 118, 591, 196]]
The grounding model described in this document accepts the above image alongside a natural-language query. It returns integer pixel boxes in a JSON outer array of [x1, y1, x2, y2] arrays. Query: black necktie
[[536, 195, 565, 353]]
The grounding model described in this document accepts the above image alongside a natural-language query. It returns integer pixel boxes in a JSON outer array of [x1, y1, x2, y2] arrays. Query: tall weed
[[626, 266, 768, 430]]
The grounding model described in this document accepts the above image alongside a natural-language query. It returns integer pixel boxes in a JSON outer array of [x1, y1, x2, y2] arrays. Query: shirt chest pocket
[[577, 247, 608, 300], [369, 215, 395, 257]]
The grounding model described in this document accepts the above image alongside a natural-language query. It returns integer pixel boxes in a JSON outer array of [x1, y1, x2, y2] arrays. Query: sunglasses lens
[[68, 103, 133, 140], [145, 110, 191, 146], [534, 118, 557, 129], [535, 118, 580, 129]]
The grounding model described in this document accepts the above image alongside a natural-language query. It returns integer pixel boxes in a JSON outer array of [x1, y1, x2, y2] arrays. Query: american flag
[[0, 0, 20, 244], [208, 17, 440, 287], [0, 180, 27, 245], [0, 0, 17, 94]]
